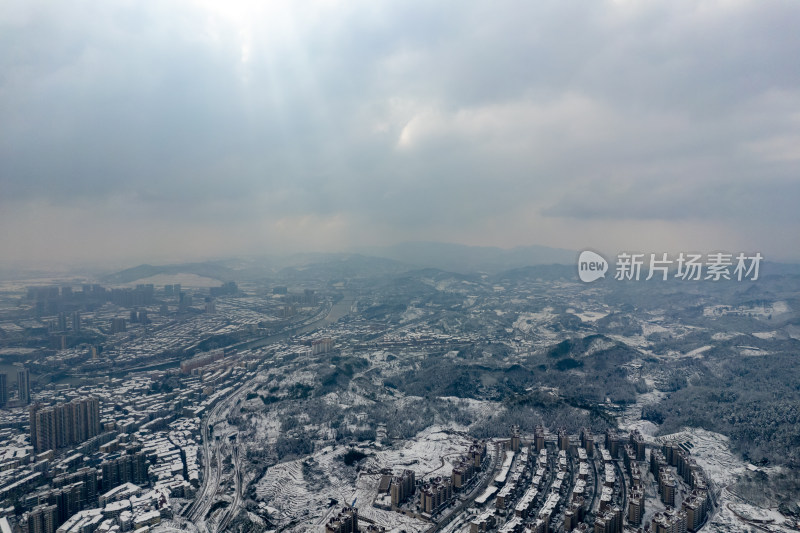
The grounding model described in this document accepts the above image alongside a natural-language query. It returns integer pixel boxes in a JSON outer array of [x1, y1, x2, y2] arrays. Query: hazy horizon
[[2, 0, 799, 267], [0, 240, 575, 273]]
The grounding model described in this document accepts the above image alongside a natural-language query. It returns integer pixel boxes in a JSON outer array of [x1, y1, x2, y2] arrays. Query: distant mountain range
[[101, 242, 577, 284], [101, 262, 238, 284], [355, 242, 576, 274], [99, 242, 800, 287]]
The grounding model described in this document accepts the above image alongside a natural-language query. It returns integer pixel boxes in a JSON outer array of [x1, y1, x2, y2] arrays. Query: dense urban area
[[0, 254, 799, 533]]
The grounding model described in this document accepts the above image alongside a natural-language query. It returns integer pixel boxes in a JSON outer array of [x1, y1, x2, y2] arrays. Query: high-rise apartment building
[[27, 504, 57, 533], [101, 452, 148, 491], [325, 507, 358, 533], [0, 373, 7, 407], [18, 368, 31, 404], [29, 397, 101, 452]]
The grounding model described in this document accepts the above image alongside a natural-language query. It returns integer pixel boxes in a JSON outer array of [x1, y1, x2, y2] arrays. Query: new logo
[[578, 251, 608, 282]]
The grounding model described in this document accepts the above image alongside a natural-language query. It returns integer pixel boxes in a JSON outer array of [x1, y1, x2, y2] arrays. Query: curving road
[[217, 438, 242, 531], [182, 295, 354, 532], [183, 381, 252, 530]]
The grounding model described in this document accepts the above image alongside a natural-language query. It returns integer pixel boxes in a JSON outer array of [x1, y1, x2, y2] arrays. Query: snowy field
[[617, 389, 665, 438], [255, 445, 361, 531], [568, 310, 609, 322], [364, 425, 476, 479]]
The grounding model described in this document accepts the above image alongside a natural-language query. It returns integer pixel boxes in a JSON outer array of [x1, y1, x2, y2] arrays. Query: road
[[615, 458, 627, 522], [184, 381, 255, 530], [233, 294, 354, 352], [184, 400, 226, 525], [217, 436, 242, 531], [181, 295, 353, 531], [183, 398, 221, 523], [590, 452, 600, 513]]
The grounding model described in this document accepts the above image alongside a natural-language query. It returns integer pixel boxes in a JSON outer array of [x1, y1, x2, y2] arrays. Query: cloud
[[1, 0, 800, 265]]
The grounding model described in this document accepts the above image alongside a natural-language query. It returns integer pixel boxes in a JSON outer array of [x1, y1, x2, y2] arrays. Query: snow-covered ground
[[617, 389, 666, 438], [712, 332, 744, 341], [707, 488, 799, 533], [321, 390, 376, 409], [570, 310, 609, 322], [641, 321, 670, 336], [400, 306, 427, 323], [651, 428, 798, 532], [439, 396, 503, 423], [655, 428, 745, 487], [249, 411, 282, 445], [736, 345, 771, 357], [581, 336, 618, 357], [512, 309, 557, 334], [684, 345, 712, 358], [254, 425, 475, 532], [703, 301, 791, 319], [752, 331, 779, 340], [255, 445, 360, 531], [607, 333, 648, 349], [365, 425, 475, 479]]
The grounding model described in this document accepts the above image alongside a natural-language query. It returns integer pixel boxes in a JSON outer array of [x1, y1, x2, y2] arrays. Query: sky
[[1, 0, 799, 268]]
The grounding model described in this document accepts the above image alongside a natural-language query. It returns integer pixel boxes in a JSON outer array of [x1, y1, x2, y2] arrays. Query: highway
[[217, 436, 242, 531], [181, 295, 353, 531], [183, 382, 253, 530], [183, 398, 225, 524]]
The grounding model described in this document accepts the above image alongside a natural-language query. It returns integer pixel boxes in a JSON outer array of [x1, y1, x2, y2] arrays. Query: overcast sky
[[2, 0, 799, 268]]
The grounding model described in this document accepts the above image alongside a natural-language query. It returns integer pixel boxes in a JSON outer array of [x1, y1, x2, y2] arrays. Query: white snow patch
[[712, 332, 743, 341], [641, 322, 670, 336], [571, 311, 608, 322], [752, 331, 778, 340], [655, 428, 745, 487], [512, 309, 557, 334], [704, 301, 790, 319], [684, 345, 712, 358], [365, 425, 475, 480], [737, 346, 770, 357]]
